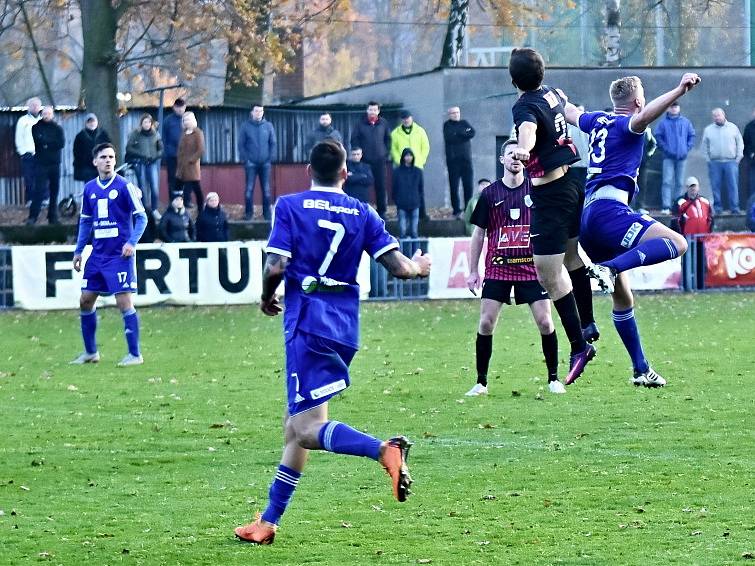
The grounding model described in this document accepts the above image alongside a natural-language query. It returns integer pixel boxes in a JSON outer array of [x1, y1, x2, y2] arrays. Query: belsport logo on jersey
[[302, 199, 359, 215]]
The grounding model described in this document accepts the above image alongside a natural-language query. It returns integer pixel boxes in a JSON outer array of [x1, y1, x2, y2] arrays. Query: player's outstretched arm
[[260, 252, 289, 316], [630, 73, 701, 133], [563, 101, 583, 127], [377, 249, 431, 280], [514, 122, 537, 161]]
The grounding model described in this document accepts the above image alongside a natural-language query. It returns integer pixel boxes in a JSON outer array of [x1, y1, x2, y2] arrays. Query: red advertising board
[[702, 233, 755, 287]]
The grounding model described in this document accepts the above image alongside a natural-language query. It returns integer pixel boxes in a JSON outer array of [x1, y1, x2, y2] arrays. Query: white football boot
[[548, 380, 566, 394], [632, 367, 666, 387], [69, 352, 100, 364], [117, 353, 144, 367], [465, 383, 489, 396]]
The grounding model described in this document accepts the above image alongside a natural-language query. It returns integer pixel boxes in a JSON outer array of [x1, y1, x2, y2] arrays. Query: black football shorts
[[529, 174, 582, 256]]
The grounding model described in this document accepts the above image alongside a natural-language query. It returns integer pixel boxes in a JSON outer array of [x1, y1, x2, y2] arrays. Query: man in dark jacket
[[162, 98, 186, 192], [743, 107, 755, 204], [392, 148, 423, 239], [27, 106, 65, 225], [344, 147, 374, 203], [654, 101, 696, 213], [73, 113, 111, 185], [196, 192, 229, 242], [158, 193, 195, 243], [443, 106, 476, 218], [238, 103, 277, 221], [350, 101, 391, 218], [304, 112, 343, 155]]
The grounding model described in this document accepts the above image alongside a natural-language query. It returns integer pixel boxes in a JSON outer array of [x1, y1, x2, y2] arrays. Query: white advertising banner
[[427, 238, 485, 299], [12, 242, 265, 310]]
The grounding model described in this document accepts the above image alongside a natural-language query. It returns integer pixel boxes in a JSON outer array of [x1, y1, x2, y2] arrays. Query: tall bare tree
[[439, 0, 469, 67]]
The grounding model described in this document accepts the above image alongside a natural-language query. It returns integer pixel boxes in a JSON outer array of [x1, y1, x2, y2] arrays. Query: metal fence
[[0, 247, 11, 308], [0, 105, 402, 206], [368, 239, 429, 300]]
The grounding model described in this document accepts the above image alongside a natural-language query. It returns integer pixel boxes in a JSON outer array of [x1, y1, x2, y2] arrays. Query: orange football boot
[[234, 513, 277, 544], [379, 436, 413, 502]]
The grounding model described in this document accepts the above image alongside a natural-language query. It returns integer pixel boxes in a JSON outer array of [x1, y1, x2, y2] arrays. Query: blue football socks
[[602, 237, 680, 273], [261, 464, 301, 525], [80, 308, 97, 354], [318, 421, 382, 461], [121, 308, 140, 357], [612, 308, 649, 373]]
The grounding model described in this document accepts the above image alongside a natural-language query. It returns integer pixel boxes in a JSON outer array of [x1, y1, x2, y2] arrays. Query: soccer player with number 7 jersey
[[564, 72, 701, 387], [71, 143, 148, 367], [234, 140, 431, 545]]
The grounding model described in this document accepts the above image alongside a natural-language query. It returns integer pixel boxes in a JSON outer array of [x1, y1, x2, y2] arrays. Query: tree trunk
[[79, 0, 120, 153], [603, 0, 621, 66], [439, 0, 469, 67]]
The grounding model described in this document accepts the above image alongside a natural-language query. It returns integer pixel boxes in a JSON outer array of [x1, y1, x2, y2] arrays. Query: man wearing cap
[[654, 101, 696, 214], [390, 110, 430, 219], [676, 176, 713, 235], [73, 113, 111, 186]]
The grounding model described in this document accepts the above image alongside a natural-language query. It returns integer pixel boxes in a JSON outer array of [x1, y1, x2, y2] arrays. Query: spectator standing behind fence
[[654, 101, 695, 214], [742, 107, 755, 203], [126, 113, 163, 215], [15, 97, 42, 206], [350, 101, 391, 219], [162, 98, 186, 193], [443, 106, 476, 219], [390, 110, 430, 220], [304, 112, 342, 154], [26, 106, 64, 225], [701, 108, 744, 214], [159, 192, 194, 242], [675, 176, 713, 235], [344, 147, 374, 203], [464, 178, 491, 236], [73, 113, 111, 186], [196, 192, 229, 242], [392, 148, 422, 239], [176, 111, 205, 211], [238, 103, 277, 221]]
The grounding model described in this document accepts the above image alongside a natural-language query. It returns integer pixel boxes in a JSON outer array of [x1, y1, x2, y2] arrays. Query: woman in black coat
[[392, 147, 423, 239], [72, 113, 111, 184], [196, 192, 229, 242]]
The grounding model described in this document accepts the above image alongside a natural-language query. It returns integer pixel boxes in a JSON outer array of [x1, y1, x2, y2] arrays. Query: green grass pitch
[[1, 293, 753, 565]]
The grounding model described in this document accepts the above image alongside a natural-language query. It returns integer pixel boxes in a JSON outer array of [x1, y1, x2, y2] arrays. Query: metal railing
[[0, 247, 11, 309], [368, 239, 429, 300]]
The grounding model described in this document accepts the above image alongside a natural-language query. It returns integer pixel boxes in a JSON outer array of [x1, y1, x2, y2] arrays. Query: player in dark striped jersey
[[465, 140, 565, 396]]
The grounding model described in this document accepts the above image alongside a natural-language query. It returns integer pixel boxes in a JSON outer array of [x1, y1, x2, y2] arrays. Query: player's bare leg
[[528, 299, 564, 393], [115, 292, 143, 366], [611, 273, 665, 387], [467, 298, 504, 396], [71, 291, 101, 364], [534, 254, 595, 385]]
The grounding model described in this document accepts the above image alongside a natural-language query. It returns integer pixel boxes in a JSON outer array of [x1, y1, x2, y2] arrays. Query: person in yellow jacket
[[391, 110, 430, 218]]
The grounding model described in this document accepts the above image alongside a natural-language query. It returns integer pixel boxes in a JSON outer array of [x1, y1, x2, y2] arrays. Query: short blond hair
[[609, 76, 642, 106]]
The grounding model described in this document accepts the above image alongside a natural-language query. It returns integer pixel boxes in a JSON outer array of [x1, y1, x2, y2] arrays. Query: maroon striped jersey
[[469, 178, 537, 281]]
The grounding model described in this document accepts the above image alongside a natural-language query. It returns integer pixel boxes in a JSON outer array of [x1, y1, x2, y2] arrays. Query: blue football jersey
[[579, 111, 645, 200], [81, 174, 145, 258], [266, 187, 398, 349]]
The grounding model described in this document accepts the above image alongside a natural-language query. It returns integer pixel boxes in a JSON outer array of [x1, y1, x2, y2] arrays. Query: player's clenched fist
[[512, 146, 530, 162], [411, 249, 432, 277], [680, 73, 701, 92], [73, 255, 82, 273], [260, 295, 283, 316]]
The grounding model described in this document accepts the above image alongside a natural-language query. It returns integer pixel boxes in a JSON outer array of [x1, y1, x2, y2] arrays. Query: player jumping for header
[[234, 140, 431, 545], [563, 72, 701, 386], [509, 48, 605, 387], [466, 140, 565, 396], [71, 143, 147, 366]]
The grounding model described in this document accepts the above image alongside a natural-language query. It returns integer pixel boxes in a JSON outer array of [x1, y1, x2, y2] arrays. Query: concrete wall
[[297, 66, 755, 208]]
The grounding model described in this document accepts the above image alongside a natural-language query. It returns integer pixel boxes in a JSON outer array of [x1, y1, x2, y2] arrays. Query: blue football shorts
[[82, 255, 138, 295], [580, 199, 657, 264], [285, 330, 357, 416]]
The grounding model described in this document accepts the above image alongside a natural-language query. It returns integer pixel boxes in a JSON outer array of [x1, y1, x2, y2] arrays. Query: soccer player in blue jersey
[[564, 73, 701, 387], [71, 143, 148, 367], [234, 140, 432, 545]]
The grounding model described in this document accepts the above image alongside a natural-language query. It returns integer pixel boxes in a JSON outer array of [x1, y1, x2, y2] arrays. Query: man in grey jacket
[[701, 108, 744, 214], [238, 103, 277, 221]]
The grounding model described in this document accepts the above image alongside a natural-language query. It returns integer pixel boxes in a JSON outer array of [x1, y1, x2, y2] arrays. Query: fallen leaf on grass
[[690, 531, 702, 536], [67, 385, 78, 391], [741, 552, 753, 559], [478, 423, 496, 429], [417, 560, 432, 564], [482, 494, 496, 500], [341, 522, 352, 528]]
